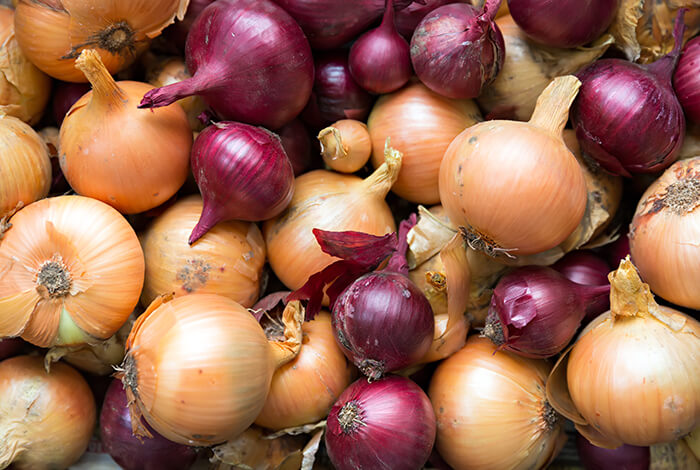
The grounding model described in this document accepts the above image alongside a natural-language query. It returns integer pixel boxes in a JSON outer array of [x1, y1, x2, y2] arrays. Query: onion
[[59, 50, 192, 214], [318, 119, 372, 173], [571, 10, 687, 176], [140, 0, 314, 129], [483, 266, 610, 358], [440, 75, 587, 258], [325, 375, 436, 470], [51, 81, 90, 126], [164, 0, 216, 51], [607, 233, 631, 268], [429, 336, 565, 469], [100, 379, 197, 470], [410, 0, 505, 99], [120, 294, 304, 446], [674, 36, 700, 125], [576, 433, 650, 470], [0, 356, 95, 470], [0, 338, 24, 361], [508, 0, 618, 48], [553, 251, 610, 286], [629, 157, 700, 310], [348, 0, 411, 94], [394, 0, 469, 38], [277, 118, 314, 176], [547, 257, 700, 448]]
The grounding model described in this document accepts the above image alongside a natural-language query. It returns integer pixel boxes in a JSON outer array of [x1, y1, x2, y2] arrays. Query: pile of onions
[[120, 294, 303, 446], [0, 195, 144, 347], [0, 356, 95, 470], [547, 258, 700, 448], [674, 36, 700, 125], [325, 375, 436, 470], [263, 142, 401, 291], [59, 49, 191, 214], [14, 0, 188, 81], [140, 195, 266, 308], [410, 0, 505, 99], [188, 121, 294, 244], [429, 336, 565, 469], [368, 80, 482, 204], [100, 379, 197, 470], [319, 119, 372, 173], [629, 157, 700, 310], [440, 75, 587, 258], [140, 0, 314, 129]]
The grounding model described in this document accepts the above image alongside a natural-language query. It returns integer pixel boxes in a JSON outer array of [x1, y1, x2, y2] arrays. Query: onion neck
[[75, 49, 128, 111], [268, 300, 304, 369], [528, 75, 581, 137], [577, 284, 611, 318], [646, 9, 687, 83], [139, 73, 210, 110], [360, 138, 402, 197], [480, 0, 502, 23], [318, 127, 348, 161], [378, 0, 396, 33]]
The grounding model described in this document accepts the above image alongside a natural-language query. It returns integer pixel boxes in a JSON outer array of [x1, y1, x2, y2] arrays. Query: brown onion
[[318, 119, 372, 173]]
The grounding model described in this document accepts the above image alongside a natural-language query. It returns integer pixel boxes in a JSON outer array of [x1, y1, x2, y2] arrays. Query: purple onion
[[52, 81, 91, 125], [0, 338, 24, 361], [607, 233, 631, 268], [164, 0, 216, 51], [674, 36, 700, 125], [484, 266, 610, 358], [188, 122, 294, 244], [508, 0, 618, 48], [410, 0, 505, 99], [348, 0, 412, 94], [275, 118, 314, 176], [394, 0, 470, 38], [576, 433, 650, 470], [325, 375, 436, 470], [139, 0, 314, 129], [100, 379, 197, 470], [553, 250, 611, 320], [571, 10, 687, 176]]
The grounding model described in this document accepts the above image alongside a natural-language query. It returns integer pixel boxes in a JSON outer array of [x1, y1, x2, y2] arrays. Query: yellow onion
[[547, 258, 700, 448], [140, 195, 266, 308], [263, 142, 400, 291], [255, 311, 354, 430], [318, 119, 372, 174], [0, 195, 144, 347], [429, 336, 566, 469], [59, 49, 192, 214], [0, 355, 95, 470], [629, 158, 700, 309], [367, 80, 482, 204], [120, 294, 304, 446], [14, 0, 189, 82], [0, 6, 50, 124]]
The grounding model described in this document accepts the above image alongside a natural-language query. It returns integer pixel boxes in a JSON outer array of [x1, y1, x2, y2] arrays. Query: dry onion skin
[[547, 258, 700, 448], [13, 0, 189, 82], [629, 157, 700, 309], [0, 195, 144, 347], [318, 119, 372, 174], [429, 336, 566, 470], [140, 195, 265, 308], [367, 80, 482, 204], [211, 426, 308, 470], [680, 124, 700, 161], [120, 294, 304, 446], [0, 355, 95, 470]]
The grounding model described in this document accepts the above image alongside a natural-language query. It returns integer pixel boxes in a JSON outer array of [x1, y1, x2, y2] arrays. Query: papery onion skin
[[674, 36, 700, 125], [0, 356, 95, 470], [576, 433, 650, 470], [51, 81, 90, 126], [325, 375, 436, 470]]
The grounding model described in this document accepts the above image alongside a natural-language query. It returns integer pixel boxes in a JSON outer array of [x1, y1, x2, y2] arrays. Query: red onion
[[507, 0, 618, 48], [410, 0, 505, 99], [571, 10, 687, 176], [325, 375, 436, 470], [483, 266, 610, 358], [100, 379, 198, 470], [0, 338, 24, 361], [576, 433, 650, 470], [164, 0, 216, 51], [394, 0, 469, 38], [553, 251, 611, 321], [674, 36, 700, 125], [188, 122, 294, 244], [139, 0, 314, 129], [300, 51, 374, 130], [607, 233, 631, 268], [52, 81, 90, 125], [275, 119, 314, 176], [349, 0, 412, 94]]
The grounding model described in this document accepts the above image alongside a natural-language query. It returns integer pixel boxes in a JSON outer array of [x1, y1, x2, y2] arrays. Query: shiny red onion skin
[[507, 0, 618, 48], [139, 0, 314, 129], [332, 272, 434, 380], [189, 122, 294, 244], [576, 433, 650, 470], [275, 119, 314, 176], [410, 1, 505, 99], [0, 338, 24, 361], [52, 81, 91, 125], [552, 251, 611, 320], [325, 375, 436, 470], [164, 0, 216, 51], [100, 380, 197, 470], [674, 37, 700, 125], [395, 0, 470, 38]]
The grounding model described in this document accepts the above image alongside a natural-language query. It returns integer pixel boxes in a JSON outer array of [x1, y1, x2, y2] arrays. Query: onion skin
[[325, 375, 436, 470], [674, 36, 700, 125], [51, 81, 90, 126], [553, 251, 610, 287], [576, 433, 650, 470], [101, 379, 197, 470]]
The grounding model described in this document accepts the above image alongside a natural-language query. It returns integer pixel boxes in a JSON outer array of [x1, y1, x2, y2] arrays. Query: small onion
[[318, 119, 372, 173], [674, 36, 700, 125]]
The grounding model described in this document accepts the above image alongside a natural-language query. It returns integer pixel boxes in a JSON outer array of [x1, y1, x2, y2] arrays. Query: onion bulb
[[140, 195, 266, 308], [440, 75, 587, 258], [263, 141, 401, 291], [14, 0, 188, 82], [547, 257, 700, 448], [429, 336, 566, 469], [318, 119, 372, 174], [367, 80, 482, 204], [120, 294, 304, 446], [0, 195, 144, 347], [0, 355, 95, 470], [59, 49, 192, 214]]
